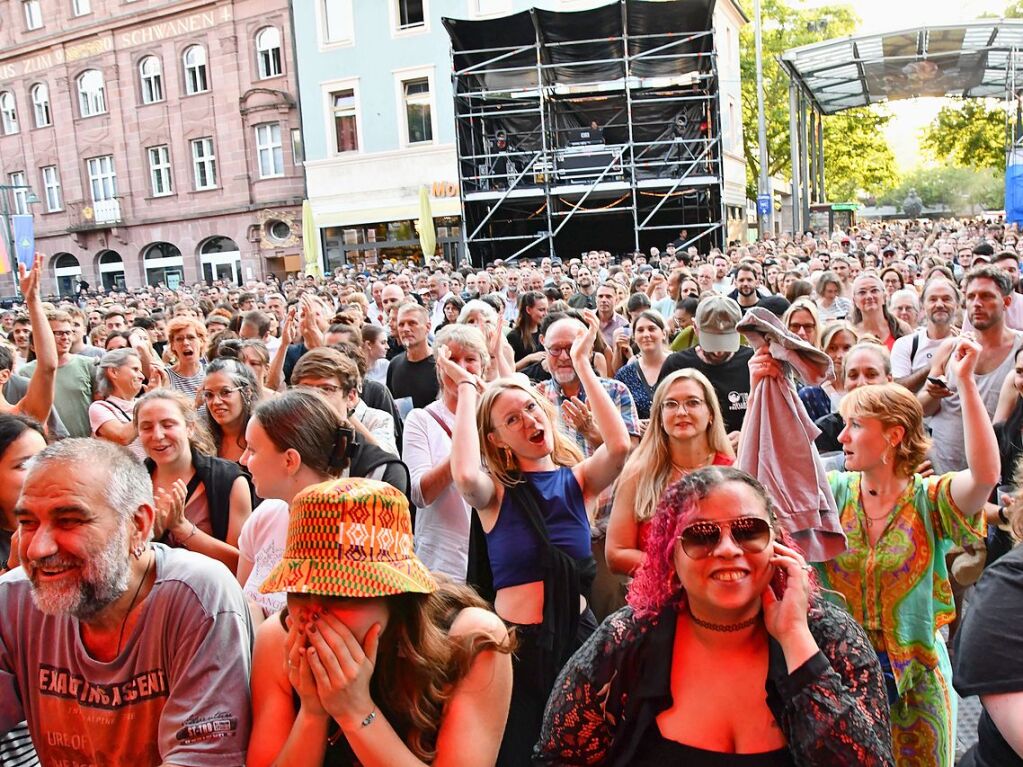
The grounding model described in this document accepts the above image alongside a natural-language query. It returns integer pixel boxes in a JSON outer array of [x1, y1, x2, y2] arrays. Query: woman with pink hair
[[535, 466, 894, 766]]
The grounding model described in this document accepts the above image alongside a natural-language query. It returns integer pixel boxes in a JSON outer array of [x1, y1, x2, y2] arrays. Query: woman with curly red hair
[[535, 466, 894, 766]]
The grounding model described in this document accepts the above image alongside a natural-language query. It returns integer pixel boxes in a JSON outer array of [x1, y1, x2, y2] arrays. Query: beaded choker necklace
[[688, 611, 760, 632]]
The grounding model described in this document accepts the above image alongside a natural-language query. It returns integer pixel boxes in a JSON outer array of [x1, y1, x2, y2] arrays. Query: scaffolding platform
[[444, 0, 725, 263]]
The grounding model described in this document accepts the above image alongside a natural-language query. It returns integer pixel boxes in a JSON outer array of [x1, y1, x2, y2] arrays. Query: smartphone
[[621, 327, 632, 338], [927, 376, 950, 390]]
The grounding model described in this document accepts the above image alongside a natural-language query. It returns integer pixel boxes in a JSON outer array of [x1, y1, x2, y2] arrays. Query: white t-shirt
[[890, 328, 947, 379], [237, 499, 290, 617], [402, 401, 471, 581]]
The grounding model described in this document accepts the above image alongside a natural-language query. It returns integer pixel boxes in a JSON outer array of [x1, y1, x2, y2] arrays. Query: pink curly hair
[[628, 466, 818, 618]]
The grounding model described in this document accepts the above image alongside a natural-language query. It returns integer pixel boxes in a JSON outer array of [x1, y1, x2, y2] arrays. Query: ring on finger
[[800, 564, 813, 572]]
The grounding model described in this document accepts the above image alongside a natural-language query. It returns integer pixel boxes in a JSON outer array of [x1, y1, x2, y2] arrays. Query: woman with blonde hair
[[782, 297, 822, 349], [752, 338, 999, 767], [458, 299, 516, 379], [800, 321, 858, 422], [850, 273, 912, 351], [606, 369, 734, 576], [445, 311, 630, 766]]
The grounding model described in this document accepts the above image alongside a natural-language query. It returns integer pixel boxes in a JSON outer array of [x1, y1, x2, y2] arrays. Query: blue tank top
[[487, 467, 591, 590]]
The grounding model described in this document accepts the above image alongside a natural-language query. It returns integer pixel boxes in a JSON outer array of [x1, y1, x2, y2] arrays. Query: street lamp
[[0, 183, 40, 278]]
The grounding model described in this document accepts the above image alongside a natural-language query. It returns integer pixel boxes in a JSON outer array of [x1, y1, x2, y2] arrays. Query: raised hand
[[18, 254, 41, 302], [949, 335, 981, 382], [570, 309, 600, 366]]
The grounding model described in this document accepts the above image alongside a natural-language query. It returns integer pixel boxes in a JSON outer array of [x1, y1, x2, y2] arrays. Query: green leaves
[[919, 100, 1006, 171], [738, 0, 896, 201]]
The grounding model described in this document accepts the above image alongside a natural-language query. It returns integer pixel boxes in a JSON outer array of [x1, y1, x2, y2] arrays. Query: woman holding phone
[[536, 467, 893, 765]]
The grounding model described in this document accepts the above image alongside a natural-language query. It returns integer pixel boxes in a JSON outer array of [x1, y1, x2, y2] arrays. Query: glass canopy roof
[[781, 21, 1023, 114]]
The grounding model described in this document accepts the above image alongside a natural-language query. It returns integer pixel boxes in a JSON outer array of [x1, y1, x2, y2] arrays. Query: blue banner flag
[[12, 215, 34, 270]]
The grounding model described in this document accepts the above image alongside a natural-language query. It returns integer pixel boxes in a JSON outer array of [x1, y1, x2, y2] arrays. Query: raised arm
[[948, 338, 1000, 512], [15, 256, 56, 425], [266, 308, 296, 392], [440, 346, 498, 513], [574, 311, 630, 501]]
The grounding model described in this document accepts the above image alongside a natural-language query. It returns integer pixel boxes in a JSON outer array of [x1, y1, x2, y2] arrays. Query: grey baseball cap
[[695, 295, 741, 353]]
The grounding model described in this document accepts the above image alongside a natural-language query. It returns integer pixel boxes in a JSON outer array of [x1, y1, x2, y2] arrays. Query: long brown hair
[[371, 580, 514, 761], [134, 388, 216, 456]]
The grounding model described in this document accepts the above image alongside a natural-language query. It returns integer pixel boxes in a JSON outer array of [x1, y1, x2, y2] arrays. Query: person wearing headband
[[536, 467, 893, 766], [247, 478, 513, 767]]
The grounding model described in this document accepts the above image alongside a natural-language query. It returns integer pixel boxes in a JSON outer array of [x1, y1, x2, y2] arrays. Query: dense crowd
[[1, 216, 1022, 766]]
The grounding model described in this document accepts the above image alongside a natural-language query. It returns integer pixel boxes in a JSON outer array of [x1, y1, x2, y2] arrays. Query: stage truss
[[445, 1, 725, 263]]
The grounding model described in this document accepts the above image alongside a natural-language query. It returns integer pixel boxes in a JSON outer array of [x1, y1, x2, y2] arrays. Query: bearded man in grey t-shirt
[[0, 439, 252, 767]]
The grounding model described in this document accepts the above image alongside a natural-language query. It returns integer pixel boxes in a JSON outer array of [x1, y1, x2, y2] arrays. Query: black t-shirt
[[658, 346, 753, 434], [953, 544, 1023, 767], [386, 352, 439, 410]]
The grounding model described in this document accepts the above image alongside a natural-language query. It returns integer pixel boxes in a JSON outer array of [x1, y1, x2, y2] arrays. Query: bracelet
[[360, 709, 377, 728], [458, 380, 478, 390], [175, 522, 198, 548]]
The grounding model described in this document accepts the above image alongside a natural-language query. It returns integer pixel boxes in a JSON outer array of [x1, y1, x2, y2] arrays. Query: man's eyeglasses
[[201, 386, 244, 402], [545, 345, 573, 358], [677, 517, 772, 560], [299, 382, 346, 395]]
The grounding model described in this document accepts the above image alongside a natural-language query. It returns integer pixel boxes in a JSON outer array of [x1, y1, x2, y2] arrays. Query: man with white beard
[[0, 439, 252, 766]]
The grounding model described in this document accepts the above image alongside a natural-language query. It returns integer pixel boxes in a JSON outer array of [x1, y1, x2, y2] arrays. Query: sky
[[799, 0, 1008, 170]]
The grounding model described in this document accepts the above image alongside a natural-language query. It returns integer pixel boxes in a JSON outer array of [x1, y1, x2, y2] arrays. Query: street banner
[[12, 215, 34, 271]]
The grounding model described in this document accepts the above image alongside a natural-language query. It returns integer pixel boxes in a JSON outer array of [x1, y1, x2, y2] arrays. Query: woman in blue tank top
[[444, 310, 631, 766]]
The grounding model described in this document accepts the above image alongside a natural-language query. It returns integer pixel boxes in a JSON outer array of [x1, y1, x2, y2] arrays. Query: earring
[[131, 542, 146, 559]]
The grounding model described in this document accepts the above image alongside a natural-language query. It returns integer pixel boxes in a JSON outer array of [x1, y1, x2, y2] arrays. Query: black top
[[658, 346, 754, 435], [534, 601, 894, 766], [385, 352, 439, 410], [632, 734, 794, 766], [953, 544, 1023, 767], [507, 327, 540, 361]]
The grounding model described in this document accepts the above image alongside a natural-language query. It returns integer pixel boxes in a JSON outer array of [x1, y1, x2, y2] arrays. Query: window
[[255, 123, 284, 178], [77, 69, 107, 117], [30, 83, 50, 127], [256, 27, 283, 79], [41, 166, 62, 212], [8, 173, 28, 215], [474, 0, 511, 14], [291, 128, 304, 164], [23, 0, 42, 29], [330, 89, 358, 153], [395, 0, 424, 29], [322, 0, 353, 44], [402, 77, 433, 144], [148, 145, 173, 196], [139, 56, 163, 104], [190, 137, 217, 189], [72, 0, 90, 16], [0, 92, 18, 135], [86, 156, 116, 202], [183, 45, 209, 95]]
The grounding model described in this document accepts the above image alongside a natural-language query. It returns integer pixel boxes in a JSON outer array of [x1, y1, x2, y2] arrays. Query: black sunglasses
[[678, 516, 772, 560]]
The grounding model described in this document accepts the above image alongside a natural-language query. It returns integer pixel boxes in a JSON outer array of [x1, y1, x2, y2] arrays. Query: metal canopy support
[[788, 79, 801, 235], [816, 106, 825, 202], [798, 91, 811, 231], [808, 108, 817, 204]]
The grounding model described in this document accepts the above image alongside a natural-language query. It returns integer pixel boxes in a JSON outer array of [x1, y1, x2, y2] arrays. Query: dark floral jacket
[[533, 599, 894, 766]]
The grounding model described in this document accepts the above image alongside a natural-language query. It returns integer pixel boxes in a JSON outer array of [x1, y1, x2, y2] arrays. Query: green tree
[[877, 166, 1003, 215], [919, 100, 1006, 171], [739, 0, 898, 201]]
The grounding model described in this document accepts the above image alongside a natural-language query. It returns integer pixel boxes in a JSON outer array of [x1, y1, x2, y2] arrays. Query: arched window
[[183, 45, 209, 95], [139, 56, 163, 104], [0, 92, 17, 135], [256, 27, 282, 79], [30, 83, 50, 127], [77, 69, 106, 117]]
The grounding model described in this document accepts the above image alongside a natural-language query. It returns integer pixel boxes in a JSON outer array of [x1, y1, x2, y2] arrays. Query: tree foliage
[[876, 166, 1004, 215], [919, 100, 1005, 171], [738, 0, 898, 201]]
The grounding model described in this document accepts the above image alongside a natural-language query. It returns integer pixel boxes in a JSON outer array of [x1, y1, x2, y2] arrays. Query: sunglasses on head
[[677, 516, 772, 560]]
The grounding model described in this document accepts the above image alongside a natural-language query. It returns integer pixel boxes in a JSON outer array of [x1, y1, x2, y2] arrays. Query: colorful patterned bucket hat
[[260, 477, 436, 598]]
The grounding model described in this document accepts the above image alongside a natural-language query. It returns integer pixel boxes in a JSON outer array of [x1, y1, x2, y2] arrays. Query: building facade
[[294, 0, 747, 270], [0, 0, 305, 298]]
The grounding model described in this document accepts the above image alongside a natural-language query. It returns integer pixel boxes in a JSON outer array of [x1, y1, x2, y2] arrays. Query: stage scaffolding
[[444, 0, 725, 263]]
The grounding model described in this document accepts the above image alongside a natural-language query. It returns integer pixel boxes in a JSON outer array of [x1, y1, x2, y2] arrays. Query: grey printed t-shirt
[[0, 543, 252, 766]]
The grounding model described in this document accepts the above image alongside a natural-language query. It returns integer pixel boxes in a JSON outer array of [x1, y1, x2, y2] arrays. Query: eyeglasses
[[678, 516, 772, 560], [201, 386, 244, 402], [299, 382, 345, 395], [500, 400, 541, 430], [545, 345, 573, 358], [854, 288, 882, 298], [662, 397, 705, 413]]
